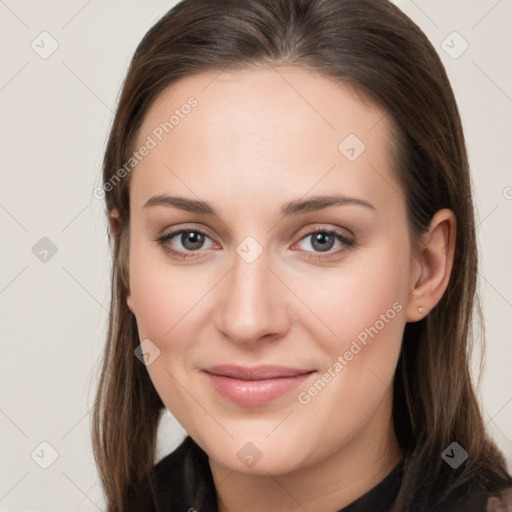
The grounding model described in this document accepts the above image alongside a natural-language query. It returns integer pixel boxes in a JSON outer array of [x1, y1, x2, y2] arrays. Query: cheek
[[128, 245, 208, 429], [294, 246, 408, 423], [304, 243, 410, 351], [128, 239, 206, 342]]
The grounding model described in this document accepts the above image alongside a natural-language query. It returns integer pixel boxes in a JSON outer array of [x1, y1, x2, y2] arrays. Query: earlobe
[[127, 295, 135, 314], [406, 209, 456, 322]]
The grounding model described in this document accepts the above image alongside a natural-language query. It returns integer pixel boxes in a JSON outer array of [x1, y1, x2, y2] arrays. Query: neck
[[209, 391, 403, 512]]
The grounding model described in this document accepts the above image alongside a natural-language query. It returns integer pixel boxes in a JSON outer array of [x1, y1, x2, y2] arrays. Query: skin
[[109, 65, 456, 511]]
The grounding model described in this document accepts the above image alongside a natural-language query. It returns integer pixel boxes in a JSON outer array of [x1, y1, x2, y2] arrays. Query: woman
[[91, 0, 512, 510]]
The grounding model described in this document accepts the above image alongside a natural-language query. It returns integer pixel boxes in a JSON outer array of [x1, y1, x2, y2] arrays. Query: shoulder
[[153, 434, 196, 477], [430, 480, 512, 512], [130, 435, 198, 511], [485, 486, 512, 512]]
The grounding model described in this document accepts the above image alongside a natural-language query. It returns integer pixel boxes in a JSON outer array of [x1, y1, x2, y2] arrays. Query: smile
[[202, 365, 316, 406]]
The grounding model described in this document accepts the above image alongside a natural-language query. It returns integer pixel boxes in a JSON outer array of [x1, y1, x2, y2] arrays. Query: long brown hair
[[91, 0, 512, 510]]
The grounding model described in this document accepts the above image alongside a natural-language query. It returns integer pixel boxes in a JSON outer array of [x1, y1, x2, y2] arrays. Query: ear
[[406, 209, 456, 322], [108, 208, 135, 314], [108, 208, 122, 241]]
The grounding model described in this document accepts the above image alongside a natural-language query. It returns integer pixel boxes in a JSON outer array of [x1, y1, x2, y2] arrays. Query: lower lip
[[202, 371, 315, 406]]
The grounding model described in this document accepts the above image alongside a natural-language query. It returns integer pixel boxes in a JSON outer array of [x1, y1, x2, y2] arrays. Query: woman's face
[[126, 66, 417, 475]]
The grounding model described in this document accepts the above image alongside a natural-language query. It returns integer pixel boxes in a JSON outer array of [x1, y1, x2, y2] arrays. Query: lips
[[201, 365, 316, 406], [203, 364, 314, 380]]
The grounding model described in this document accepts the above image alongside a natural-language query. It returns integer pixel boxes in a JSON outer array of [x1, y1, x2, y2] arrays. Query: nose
[[214, 249, 290, 346]]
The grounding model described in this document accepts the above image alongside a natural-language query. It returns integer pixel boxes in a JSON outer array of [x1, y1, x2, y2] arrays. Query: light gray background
[[1, 1, 511, 510]]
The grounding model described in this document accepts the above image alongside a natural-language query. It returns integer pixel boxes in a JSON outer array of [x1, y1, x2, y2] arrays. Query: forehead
[[130, 65, 402, 215]]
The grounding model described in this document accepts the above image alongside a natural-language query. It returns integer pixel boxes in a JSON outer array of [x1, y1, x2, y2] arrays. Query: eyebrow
[[143, 194, 376, 216]]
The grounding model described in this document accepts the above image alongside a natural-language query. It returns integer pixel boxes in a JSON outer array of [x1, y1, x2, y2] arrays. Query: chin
[[203, 435, 312, 476]]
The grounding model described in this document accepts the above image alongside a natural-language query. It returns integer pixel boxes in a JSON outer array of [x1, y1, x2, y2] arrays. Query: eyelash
[[155, 226, 355, 262]]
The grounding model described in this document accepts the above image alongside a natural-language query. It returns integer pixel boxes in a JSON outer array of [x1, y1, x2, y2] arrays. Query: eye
[[155, 227, 354, 261], [293, 229, 354, 260], [156, 228, 216, 260]]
